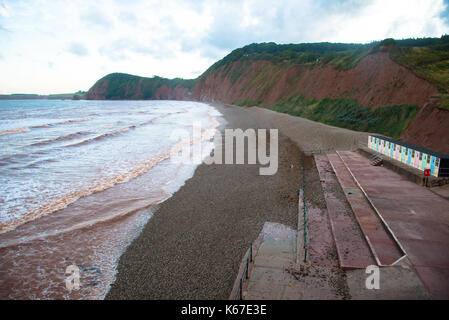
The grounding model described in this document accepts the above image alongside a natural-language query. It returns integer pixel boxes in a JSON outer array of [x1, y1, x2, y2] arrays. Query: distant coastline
[[0, 91, 87, 100]]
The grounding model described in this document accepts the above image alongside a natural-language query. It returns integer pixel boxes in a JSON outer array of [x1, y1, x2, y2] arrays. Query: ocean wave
[[0, 112, 180, 165], [0, 126, 30, 136], [31, 117, 92, 128], [0, 147, 53, 165], [63, 112, 179, 148], [135, 110, 186, 126], [0, 151, 37, 163], [0, 149, 173, 234], [0, 113, 221, 235], [31, 124, 50, 128], [30, 131, 94, 147], [19, 157, 58, 169], [57, 117, 92, 125], [65, 125, 137, 147], [0, 200, 165, 248], [0, 118, 92, 136]]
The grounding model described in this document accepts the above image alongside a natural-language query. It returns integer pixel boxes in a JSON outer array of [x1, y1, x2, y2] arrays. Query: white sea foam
[[0, 99, 222, 299]]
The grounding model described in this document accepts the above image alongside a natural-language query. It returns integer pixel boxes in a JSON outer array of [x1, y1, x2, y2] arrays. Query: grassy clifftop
[[200, 36, 449, 94], [204, 42, 372, 74], [86, 73, 195, 100], [388, 37, 449, 93]]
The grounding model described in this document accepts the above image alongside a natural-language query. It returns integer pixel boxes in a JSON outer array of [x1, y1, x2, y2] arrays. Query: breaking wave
[[0, 126, 30, 136]]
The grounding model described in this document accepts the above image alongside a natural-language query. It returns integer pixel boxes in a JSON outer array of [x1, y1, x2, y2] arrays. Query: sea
[[0, 99, 222, 299]]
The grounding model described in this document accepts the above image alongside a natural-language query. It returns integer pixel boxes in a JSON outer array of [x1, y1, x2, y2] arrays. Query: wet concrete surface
[[337, 151, 449, 299]]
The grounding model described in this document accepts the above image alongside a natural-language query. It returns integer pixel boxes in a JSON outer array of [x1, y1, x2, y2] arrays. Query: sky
[[0, 0, 448, 94]]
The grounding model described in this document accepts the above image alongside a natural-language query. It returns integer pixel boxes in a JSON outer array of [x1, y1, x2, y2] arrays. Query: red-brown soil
[[86, 79, 109, 100], [193, 52, 447, 153], [87, 52, 446, 154], [192, 52, 438, 109], [400, 99, 449, 155]]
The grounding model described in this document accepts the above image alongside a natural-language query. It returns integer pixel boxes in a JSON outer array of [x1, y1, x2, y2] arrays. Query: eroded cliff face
[[192, 52, 438, 109], [400, 99, 449, 155], [86, 55, 447, 154], [152, 86, 191, 100], [85, 79, 108, 100], [192, 51, 449, 154], [86, 81, 191, 100]]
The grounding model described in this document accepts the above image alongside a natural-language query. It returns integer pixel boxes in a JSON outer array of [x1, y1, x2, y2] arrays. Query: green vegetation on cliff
[[205, 36, 448, 138], [202, 36, 449, 93], [436, 94, 449, 110], [204, 41, 372, 77], [237, 94, 418, 139], [389, 36, 449, 93], [88, 73, 195, 100]]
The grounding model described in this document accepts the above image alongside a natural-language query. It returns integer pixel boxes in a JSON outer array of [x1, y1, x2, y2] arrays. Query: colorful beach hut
[[368, 135, 449, 177]]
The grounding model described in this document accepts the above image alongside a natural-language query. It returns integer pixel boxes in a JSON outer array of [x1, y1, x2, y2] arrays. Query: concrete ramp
[[327, 153, 405, 266], [314, 155, 376, 269], [337, 151, 449, 299]]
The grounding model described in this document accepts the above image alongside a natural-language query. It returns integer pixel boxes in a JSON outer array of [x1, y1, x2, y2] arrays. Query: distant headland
[[0, 91, 87, 100]]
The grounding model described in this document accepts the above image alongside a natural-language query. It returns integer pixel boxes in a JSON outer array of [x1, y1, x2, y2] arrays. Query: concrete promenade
[[337, 151, 449, 299], [236, 150, 446, 299]]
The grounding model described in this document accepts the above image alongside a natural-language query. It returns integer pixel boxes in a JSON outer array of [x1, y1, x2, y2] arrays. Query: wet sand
[[106, 103, 367, 299]]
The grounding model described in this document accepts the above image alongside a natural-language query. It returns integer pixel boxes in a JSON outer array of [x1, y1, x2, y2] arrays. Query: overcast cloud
[[0, 0, 448, 94]]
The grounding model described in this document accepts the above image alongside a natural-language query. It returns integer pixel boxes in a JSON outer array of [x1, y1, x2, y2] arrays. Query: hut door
[[431, 156, 436, 175]]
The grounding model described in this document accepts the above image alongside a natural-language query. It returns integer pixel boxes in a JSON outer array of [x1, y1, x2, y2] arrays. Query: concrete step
[[237, 222, 347, 300], [314, 154, 376, 270], [329, 152, 405, 266], [240, 222, 298, 300]]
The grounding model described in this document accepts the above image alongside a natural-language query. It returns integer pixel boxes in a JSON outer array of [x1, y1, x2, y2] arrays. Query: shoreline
[[106, 103, 302, 299], [106, 103, 367, 299]]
